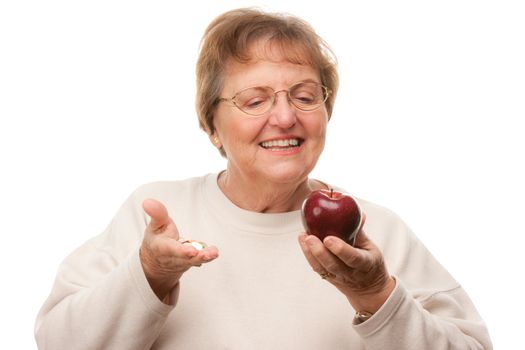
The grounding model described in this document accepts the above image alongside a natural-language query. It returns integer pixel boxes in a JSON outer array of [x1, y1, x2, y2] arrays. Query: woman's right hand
[[139, 198, 219, 303]]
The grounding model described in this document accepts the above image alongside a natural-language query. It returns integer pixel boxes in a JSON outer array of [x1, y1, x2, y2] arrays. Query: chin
[[259, 164, 313, 185]]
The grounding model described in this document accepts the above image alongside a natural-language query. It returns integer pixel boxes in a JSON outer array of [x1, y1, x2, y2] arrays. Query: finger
[[324, 235, 369, 269], [298, 233, 329, 275], [171, 239, 220, 263], [201, 245, 220, 261], [351, 211, 367, 246], [359, 211, 367, 231], [164, 244, 219, 271], [189, 245, 220, 266], [353, 229, 375, 251], [143, 199, 171, 233], [147, 235, 196, 260], [157, 241, 209, 270], [302, 234, 346, 275]]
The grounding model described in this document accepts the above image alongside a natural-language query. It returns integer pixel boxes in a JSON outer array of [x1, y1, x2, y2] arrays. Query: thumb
[[353, 212, 369, 248], [143, 198, 171, 233]]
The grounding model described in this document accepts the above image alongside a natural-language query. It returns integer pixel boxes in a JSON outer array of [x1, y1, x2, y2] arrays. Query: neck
[[218, 170, 323, 213]]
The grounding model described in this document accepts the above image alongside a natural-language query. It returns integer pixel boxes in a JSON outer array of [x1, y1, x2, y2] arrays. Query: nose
[[267, 90, 297, 129]]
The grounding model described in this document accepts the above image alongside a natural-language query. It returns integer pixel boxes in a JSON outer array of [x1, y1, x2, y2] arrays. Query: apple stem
[[330, 188, 333, 198]]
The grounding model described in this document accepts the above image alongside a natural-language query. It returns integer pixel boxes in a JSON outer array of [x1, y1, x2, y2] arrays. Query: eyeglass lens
[[234, 82, 326, 115]]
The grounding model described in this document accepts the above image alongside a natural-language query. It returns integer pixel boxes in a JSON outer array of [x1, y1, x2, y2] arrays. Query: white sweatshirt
[[35, 173, 492, 349]]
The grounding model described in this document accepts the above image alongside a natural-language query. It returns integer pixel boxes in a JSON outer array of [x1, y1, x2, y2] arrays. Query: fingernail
[[324, 237, 334, 247]]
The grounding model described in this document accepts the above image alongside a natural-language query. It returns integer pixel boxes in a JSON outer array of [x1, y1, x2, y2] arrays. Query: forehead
[[245, 38, 315, 65], [222, 40, 320, 92]]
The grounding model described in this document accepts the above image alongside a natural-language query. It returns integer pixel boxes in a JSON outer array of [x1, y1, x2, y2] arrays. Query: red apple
[[301, 189, 362, 246]]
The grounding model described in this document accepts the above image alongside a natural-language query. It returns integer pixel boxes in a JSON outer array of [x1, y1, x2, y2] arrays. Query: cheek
[[307, 114, 328, 139], [217, 116, 266, 151], [304, 115, 328, 157]]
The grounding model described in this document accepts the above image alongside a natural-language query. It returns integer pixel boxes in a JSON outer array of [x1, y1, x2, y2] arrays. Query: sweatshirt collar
[[203, 172, 304, 235]]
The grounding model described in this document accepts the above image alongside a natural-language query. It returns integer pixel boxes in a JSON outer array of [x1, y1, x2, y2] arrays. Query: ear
[[208, 132, 222, 149]]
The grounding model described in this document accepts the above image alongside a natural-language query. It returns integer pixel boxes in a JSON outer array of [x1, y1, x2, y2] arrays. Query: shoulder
[[325, 183, 460, 291], [355, 197, 415, 248], [125, 173, 216, 222], [131, 174, 212, 203], [325, 182, 416, 250], [357, 198, 410, 233], [326, 182, 410, 235]]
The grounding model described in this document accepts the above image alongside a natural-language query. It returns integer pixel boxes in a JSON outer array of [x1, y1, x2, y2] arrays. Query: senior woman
[[35, 8, 491, 350]]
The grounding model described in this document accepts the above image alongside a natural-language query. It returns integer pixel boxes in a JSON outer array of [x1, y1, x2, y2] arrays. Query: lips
[[259, 138, 303, 150]]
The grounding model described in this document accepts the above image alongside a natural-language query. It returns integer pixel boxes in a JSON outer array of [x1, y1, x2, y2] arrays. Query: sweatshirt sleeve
[[351, 201, 493, 349], [35, 188, 177, 350]]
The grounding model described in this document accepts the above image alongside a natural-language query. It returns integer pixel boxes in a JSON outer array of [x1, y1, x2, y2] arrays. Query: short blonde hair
[[196, 8, 339, 156]]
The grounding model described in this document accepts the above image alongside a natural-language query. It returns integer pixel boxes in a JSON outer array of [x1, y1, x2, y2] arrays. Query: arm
[[298, 210, 492, 349], [353, 278, 491, 349], [35, 245, 176, 350], [35, 191, 218, 349]]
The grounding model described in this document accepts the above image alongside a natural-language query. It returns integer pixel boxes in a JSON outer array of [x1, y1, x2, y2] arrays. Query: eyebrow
[[236, 79, 321, 92]]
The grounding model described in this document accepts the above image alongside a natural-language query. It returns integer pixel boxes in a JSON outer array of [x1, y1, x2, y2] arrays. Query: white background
[[1, 0, 523, 348]]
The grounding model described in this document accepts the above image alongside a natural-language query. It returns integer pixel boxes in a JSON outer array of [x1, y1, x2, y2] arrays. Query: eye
[[236, 88, 272, 111], [293, 92, 316, 104], [292, 87, 318, 105], [242, 96, 270, 110]]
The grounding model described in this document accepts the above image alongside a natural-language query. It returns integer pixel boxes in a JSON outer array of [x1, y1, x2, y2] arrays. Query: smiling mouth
[[259, 138, 303, 151]]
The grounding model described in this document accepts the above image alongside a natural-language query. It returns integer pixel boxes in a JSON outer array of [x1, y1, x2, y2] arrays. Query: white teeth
[[261, 138, 300, 148]]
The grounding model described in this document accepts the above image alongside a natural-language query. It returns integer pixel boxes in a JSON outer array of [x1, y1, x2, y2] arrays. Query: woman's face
[[212, 46, 328, 187]]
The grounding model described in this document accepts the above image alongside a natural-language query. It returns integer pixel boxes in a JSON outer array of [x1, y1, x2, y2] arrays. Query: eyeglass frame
[[216, 81, 332, 117]]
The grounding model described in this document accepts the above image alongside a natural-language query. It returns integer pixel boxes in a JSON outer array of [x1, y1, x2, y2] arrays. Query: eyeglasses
[[217, 81, 331, 117]]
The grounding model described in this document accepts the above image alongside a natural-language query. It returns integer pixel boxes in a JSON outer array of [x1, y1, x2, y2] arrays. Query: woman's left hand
[[298, 214, 396, 313]]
